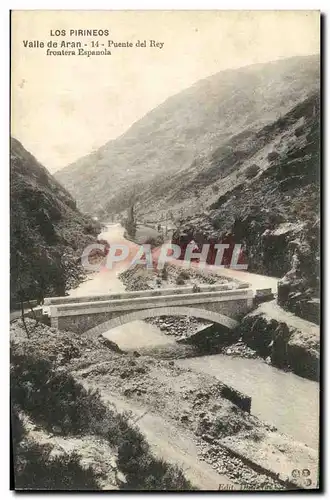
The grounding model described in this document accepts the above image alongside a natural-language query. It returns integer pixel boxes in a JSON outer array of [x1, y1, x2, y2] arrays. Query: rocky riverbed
[[145, 316, 260, 360], [119, 261, 262, 360], [119, 262, 233, 291]]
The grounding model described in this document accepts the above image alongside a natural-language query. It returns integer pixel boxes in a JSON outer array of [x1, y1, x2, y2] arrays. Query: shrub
[[118, 438, 194, 490], [14, 441, 100, 490], [211, 185, 219, 194], [98, 238, 109, 247], [11, 345, 195, 491], [294, 125, 305, 137], [178, 270, 190, 280], [11, 406, 100, 491], [117, 428, 149, 477], [84, 222, 99, 235], [245, 164, 260, 179], [175, 269, 191, 285], [145, 235, 164, 248], [267, 151, 280, 163], [161, 264, 168, 280], [11, 406, 26, 450], [249, 430, 263, 442], [176, 276, 185, 286], [10, 350, 108, 436]]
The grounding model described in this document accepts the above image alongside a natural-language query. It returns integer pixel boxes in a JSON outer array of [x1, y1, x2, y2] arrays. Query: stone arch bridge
[[44, 283, 254, 338]]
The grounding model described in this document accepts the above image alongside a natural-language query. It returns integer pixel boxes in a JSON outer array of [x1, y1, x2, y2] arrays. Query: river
[[69, 223, 319, 450]]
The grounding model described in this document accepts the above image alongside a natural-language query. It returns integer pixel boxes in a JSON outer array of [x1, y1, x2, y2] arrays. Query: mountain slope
[[55, 55, 320, 216], [10, 138, 100, 305], [172, 91, 320, 321]]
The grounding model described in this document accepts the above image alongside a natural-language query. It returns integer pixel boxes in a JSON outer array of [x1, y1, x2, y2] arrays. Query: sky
[[11, 10, 320, 173]]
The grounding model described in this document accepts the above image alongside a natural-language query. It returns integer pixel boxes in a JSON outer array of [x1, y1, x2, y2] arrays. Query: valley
[[10, 53, 320, 491]]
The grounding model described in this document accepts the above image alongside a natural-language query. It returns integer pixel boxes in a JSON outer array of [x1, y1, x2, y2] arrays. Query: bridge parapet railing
[[44, 281, 250, 306], [51, 287, 254, 316]]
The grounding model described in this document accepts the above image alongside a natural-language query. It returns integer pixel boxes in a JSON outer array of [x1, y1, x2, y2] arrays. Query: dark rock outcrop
[[238, 301, 319, 381], [98, 335, 125, 354], [182, 323, 240, 352], [277, 220, 320, 323], [219, 386, 252, 413], [173, 92, 320, 318]]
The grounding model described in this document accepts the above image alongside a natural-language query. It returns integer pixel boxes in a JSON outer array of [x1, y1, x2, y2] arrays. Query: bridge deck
[[49, 288, 254, 317], [44, 282, 250, 306]]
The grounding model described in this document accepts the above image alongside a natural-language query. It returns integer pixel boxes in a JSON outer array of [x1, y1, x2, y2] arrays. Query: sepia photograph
[[10, 9, 320, 491]]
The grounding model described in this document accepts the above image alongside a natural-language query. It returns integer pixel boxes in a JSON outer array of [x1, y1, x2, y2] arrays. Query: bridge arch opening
[[82, 306, 238, 338]]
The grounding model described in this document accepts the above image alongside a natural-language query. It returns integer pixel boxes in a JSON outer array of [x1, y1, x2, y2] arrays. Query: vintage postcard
[[10, 10, 320, 491]]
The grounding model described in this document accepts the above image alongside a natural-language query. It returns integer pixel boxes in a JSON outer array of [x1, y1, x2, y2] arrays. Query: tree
[[124, 204, 137, 239]]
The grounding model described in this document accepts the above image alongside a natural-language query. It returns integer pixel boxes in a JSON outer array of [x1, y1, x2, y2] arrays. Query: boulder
[[220, 385, 252, 413]]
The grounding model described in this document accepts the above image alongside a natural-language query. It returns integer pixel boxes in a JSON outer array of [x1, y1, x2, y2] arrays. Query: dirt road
[[92, 391, 234, 490]]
